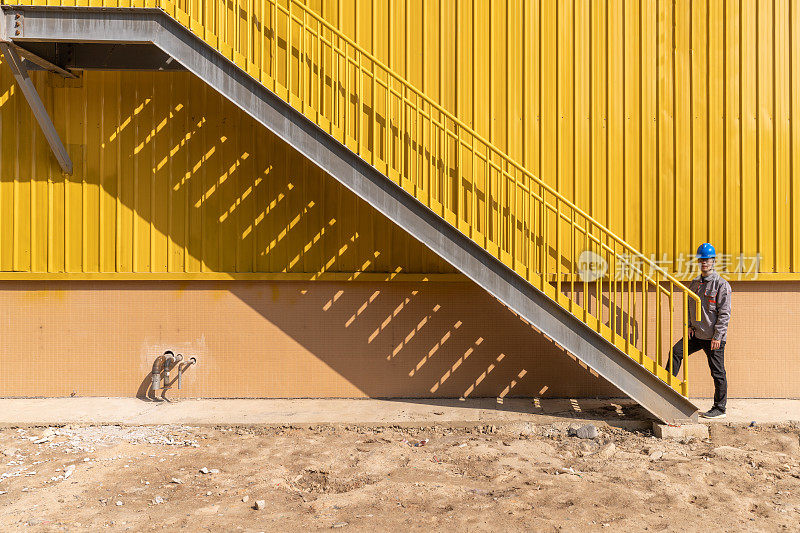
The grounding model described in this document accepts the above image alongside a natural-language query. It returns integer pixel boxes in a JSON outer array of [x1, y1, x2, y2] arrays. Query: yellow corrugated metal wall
[[1, 0, 799, 278], [0, 66, 454, 276], [304, 0, 800, 278]]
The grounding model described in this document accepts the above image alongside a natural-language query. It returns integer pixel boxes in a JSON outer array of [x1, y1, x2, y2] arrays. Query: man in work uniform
[[669, 243, 732, 419]]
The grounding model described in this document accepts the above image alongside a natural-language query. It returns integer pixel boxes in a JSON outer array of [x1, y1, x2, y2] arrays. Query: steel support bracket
[[12, 42, 77, 78], [0, 41, 72, 174]]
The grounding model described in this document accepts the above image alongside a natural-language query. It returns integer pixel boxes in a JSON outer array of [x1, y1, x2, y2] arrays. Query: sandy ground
[[0, 416, 799, 532], [1, 398, 798, 426]]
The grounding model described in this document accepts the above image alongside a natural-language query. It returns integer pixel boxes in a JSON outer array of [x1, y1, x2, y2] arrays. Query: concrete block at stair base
[[652, 422, 709, 440]]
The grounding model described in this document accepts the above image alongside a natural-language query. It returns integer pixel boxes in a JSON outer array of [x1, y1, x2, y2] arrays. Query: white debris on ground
[[1, 425, 201, 492], [9, 425, 200, 453]]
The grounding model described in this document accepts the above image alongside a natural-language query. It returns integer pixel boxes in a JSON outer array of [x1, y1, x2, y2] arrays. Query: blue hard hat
[[696, 242, 716, 259]]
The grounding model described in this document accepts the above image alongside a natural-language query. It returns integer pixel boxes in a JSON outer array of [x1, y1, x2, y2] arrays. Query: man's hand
[[710, 339, 721, 350]]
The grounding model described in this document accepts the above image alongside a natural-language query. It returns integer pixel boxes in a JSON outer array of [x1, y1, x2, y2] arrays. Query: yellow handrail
[[0, 0, 700, 397], [264, 1, 689, 288]]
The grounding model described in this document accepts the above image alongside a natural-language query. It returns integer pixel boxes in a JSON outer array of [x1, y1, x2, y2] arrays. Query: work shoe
[[700, 407, 726, 419]]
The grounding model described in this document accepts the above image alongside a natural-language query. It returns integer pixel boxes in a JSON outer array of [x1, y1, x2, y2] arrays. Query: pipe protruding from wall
[[150, 351, 169, 391], [177, 356, 196, 390], [173, 353, 184, 389], [163, 351, 177, 388], [152, 350, 179, 391]]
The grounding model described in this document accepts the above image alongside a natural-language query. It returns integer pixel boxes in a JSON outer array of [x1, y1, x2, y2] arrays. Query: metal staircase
[[0, 1, 701, 423]]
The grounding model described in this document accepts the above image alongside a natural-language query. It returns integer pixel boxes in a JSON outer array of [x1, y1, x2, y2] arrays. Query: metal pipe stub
[[177, 356, 196, 390]]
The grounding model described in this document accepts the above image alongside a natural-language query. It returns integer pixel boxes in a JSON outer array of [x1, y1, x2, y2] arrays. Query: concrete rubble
[[652, 423, 710, 440], [568, 424, 599, 439]]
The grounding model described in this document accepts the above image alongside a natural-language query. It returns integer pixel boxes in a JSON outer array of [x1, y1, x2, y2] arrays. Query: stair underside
[[0, 5, 699, 424]]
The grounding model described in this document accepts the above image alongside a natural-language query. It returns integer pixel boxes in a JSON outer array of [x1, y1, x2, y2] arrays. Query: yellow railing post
[[668, 281, 674, 388], [643, 273, 649, 367], [682, 290, 690, 396], [272, 0, 278, 93], [287, 3, 292, 101], [299, 8, 306, 116], [655, 271, 662, 369]]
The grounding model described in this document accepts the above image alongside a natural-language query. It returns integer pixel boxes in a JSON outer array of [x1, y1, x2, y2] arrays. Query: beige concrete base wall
[[0, 281, 795, 399]]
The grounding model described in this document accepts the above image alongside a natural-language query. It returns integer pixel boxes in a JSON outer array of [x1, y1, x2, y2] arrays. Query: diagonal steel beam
[[11, 42, 76, 78], [0, 42, 72, 174]]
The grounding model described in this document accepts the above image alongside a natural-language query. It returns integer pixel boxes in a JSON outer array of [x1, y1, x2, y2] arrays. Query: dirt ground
[[1, 415, 799, 532]]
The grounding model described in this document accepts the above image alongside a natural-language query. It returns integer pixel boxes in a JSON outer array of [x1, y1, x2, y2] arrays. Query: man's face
[[698, 257, 715, 274]]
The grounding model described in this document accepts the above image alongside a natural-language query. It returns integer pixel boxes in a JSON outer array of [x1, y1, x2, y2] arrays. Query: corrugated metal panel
[[301, 0, 800, 276], [0, 65, 454, 275], [1, 1, 800, 277]]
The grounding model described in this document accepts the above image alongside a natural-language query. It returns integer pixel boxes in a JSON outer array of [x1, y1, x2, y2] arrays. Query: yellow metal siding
[[0, 66, 454, 275], [0, 1, 799, 277], [295, 0, 800, 276]]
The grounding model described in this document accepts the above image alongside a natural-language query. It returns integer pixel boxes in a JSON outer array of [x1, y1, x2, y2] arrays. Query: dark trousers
[[670, 336, 727, 411]]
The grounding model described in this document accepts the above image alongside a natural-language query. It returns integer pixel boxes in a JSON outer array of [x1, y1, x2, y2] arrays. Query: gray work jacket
[[687, 271, 732, 341]]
